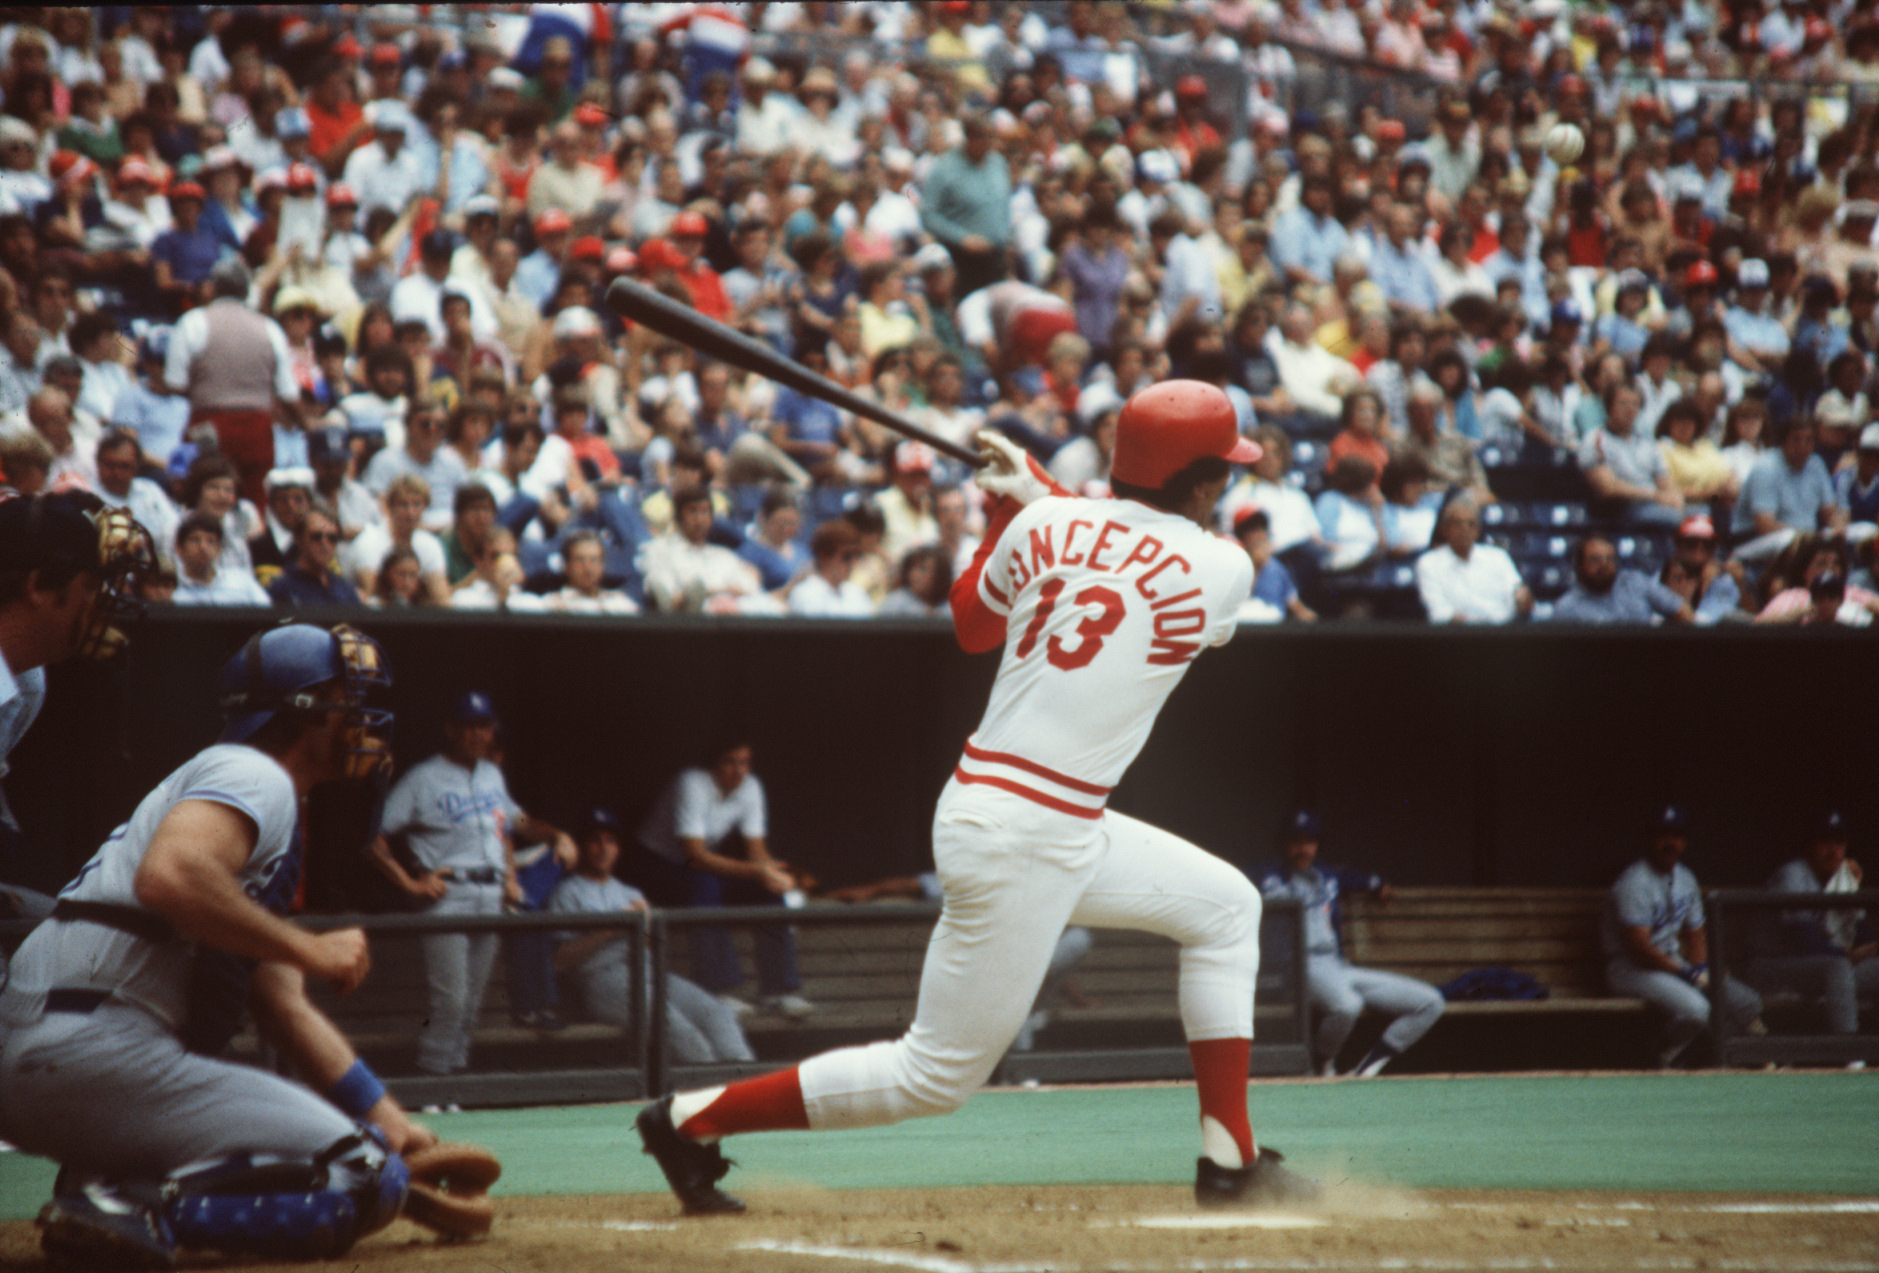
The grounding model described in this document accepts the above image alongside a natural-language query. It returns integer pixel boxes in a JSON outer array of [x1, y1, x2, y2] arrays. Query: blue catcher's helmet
[[217, 624, 392, 779]]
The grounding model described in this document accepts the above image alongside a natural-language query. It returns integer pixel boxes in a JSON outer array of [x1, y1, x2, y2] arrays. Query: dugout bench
[[1332, 887, 1652, 1071]]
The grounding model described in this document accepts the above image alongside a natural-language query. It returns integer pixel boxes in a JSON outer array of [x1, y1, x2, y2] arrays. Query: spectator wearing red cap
[[36, 153, 105, 254], [527, 120, 606, 228], [873, 440, 940, 568], [514, 208, 574, 310], [667, 209, 731, 323], [1167, 76, 1223, 175], [150, 181, 220, 312], [1657, 514, 1744, 624], [104, 157, 173, 250]]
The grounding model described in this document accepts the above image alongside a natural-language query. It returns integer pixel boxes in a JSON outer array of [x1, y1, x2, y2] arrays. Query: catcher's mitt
[[402, 1141, 502, 1238]]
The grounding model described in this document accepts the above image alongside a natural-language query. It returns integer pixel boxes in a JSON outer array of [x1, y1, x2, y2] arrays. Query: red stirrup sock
[[674, 1068, 810, 1141], [1188, 1037, 1255, 1168]]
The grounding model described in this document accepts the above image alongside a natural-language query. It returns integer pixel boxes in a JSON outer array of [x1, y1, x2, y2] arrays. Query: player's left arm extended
[[248, 961, 438, 1156]]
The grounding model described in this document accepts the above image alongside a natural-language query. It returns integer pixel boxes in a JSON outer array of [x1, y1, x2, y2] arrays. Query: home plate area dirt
[[2, 1185, 1874, 1272]]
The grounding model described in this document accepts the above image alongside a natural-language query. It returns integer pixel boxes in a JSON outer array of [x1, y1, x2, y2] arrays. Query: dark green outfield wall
[[8, 610, 1873, 904]]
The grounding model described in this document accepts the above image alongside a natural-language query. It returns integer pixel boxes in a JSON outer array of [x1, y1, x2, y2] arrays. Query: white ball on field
[[1544, 123, 1585, 166]]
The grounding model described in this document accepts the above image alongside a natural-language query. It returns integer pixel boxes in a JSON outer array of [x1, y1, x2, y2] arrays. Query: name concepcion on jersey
[[959, 495, 1252, 816]]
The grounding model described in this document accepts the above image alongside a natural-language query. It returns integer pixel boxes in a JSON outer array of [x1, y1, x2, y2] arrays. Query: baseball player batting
[[637, 381, 1321, 1213]]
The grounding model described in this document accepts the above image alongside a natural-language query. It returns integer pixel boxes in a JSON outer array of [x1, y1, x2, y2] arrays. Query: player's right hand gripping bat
[[604, 276, 986, 467]]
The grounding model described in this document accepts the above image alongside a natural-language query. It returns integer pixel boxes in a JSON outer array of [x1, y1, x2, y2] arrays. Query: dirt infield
[[2, 1185, 1874, 1271]]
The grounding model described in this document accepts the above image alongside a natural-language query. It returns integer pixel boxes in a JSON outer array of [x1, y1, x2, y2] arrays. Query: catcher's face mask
[[330, 625, 394, 783], [73, 506, 157, 661]]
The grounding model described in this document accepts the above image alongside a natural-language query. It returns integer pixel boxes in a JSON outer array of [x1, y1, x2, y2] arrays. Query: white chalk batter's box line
[[733, 1245, 1879, 1273]]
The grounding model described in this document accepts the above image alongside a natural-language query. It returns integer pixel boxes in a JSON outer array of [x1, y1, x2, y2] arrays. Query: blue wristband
[[328, 1059, 387, 1118]]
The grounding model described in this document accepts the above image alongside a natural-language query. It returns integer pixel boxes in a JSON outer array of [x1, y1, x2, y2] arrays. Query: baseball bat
[[604, 276, 984, 466]]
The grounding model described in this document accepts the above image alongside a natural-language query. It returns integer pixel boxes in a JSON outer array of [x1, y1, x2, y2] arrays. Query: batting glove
[[974, 430, 1051, 506]]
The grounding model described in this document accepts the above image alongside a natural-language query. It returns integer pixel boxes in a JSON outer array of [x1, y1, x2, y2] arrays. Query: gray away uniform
[[1602, 859, 1762, 1065], [547, 872, 754, 1064], [381, 752, 521, 1075]]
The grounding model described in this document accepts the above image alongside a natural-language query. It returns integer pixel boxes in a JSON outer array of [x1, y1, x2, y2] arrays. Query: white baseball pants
[[798, 780, 1262, 1130]]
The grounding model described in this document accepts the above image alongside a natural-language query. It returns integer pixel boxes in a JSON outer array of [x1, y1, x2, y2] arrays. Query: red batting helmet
[[1111, 381, 1261, 490]]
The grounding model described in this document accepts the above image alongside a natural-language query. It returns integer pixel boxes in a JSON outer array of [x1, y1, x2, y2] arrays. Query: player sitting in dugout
[[1250, 812, 1445, 1078]]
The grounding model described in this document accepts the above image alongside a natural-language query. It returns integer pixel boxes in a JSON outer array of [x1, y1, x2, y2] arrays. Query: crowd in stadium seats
[[4, 2, 1879, 625]]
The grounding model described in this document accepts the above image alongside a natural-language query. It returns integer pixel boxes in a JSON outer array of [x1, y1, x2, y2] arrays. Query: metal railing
[[0, 895, 1309, 1107], [1707, 889, 1879, 1068]]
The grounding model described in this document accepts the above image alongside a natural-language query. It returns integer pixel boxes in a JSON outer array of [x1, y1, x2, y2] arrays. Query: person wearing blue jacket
[[1250, 811, 1444, 1077]]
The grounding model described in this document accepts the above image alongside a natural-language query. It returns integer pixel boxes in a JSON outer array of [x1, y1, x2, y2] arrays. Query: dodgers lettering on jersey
[[957, 495, 1252, 817], [380, 753, 521, 875], [0, 745, 299, 1031]]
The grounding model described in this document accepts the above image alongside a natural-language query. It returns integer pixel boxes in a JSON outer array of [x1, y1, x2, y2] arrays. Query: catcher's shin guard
[[160, 1130, 407, 1259]]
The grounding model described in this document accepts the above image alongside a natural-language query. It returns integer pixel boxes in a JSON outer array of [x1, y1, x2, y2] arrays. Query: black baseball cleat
[[38, 1184, 176, 1269], [636, 1095, 747, 1215], [1195, 1148, 1324, 1210]]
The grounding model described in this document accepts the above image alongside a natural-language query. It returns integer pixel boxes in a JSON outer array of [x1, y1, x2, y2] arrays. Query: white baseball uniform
[[794, 492, 1264, 1131]]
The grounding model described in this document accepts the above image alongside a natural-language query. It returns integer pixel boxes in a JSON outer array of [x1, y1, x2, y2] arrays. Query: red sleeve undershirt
[[949, 456, 1071, 654]]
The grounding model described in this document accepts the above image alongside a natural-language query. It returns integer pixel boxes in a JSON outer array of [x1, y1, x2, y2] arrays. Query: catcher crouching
[[0, 624, 499, 1266]]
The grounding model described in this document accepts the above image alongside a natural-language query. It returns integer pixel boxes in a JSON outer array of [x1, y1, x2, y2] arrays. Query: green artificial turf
[[2, 1073, 1872, 1221]]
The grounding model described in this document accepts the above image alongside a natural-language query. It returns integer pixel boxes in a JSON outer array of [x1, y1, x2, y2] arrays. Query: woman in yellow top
[[1657, 399, 1738, 512], [856, 260, 928, 360]]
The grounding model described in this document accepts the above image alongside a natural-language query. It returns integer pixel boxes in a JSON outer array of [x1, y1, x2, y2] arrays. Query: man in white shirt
[[734, 58, 800, 156], [633, 740, 812, 1018], [1414, 497, 1531, 624], [340, 101, 426, 217], [448, 526, 546, 613], [640, 490, 764, 614], [92, 430, 178, 563], [345, 473, 450, 601], [543, 530, 637, 614], [361, 401, 466, 532], [787, 519, 875, 617], [1268, 303, 1356, 420], [171, 512, 270, 606], [391, 235, 498, 346]]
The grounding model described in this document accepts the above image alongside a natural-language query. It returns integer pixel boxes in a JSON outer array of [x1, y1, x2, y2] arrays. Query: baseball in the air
[[1544, 123, 1585, 166]]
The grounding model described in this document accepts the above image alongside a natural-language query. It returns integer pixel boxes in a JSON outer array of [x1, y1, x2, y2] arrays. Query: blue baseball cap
[[1286, 810, 1322, 841], [1814, 811, 1849, 842], [1550, 298, 1583, 327], [1651, 805, 1689, 834], [580, 807, 620, 835], [449, 691, 497, 724], [306, 425, 350, 463], [276, 107, 311, 140]]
